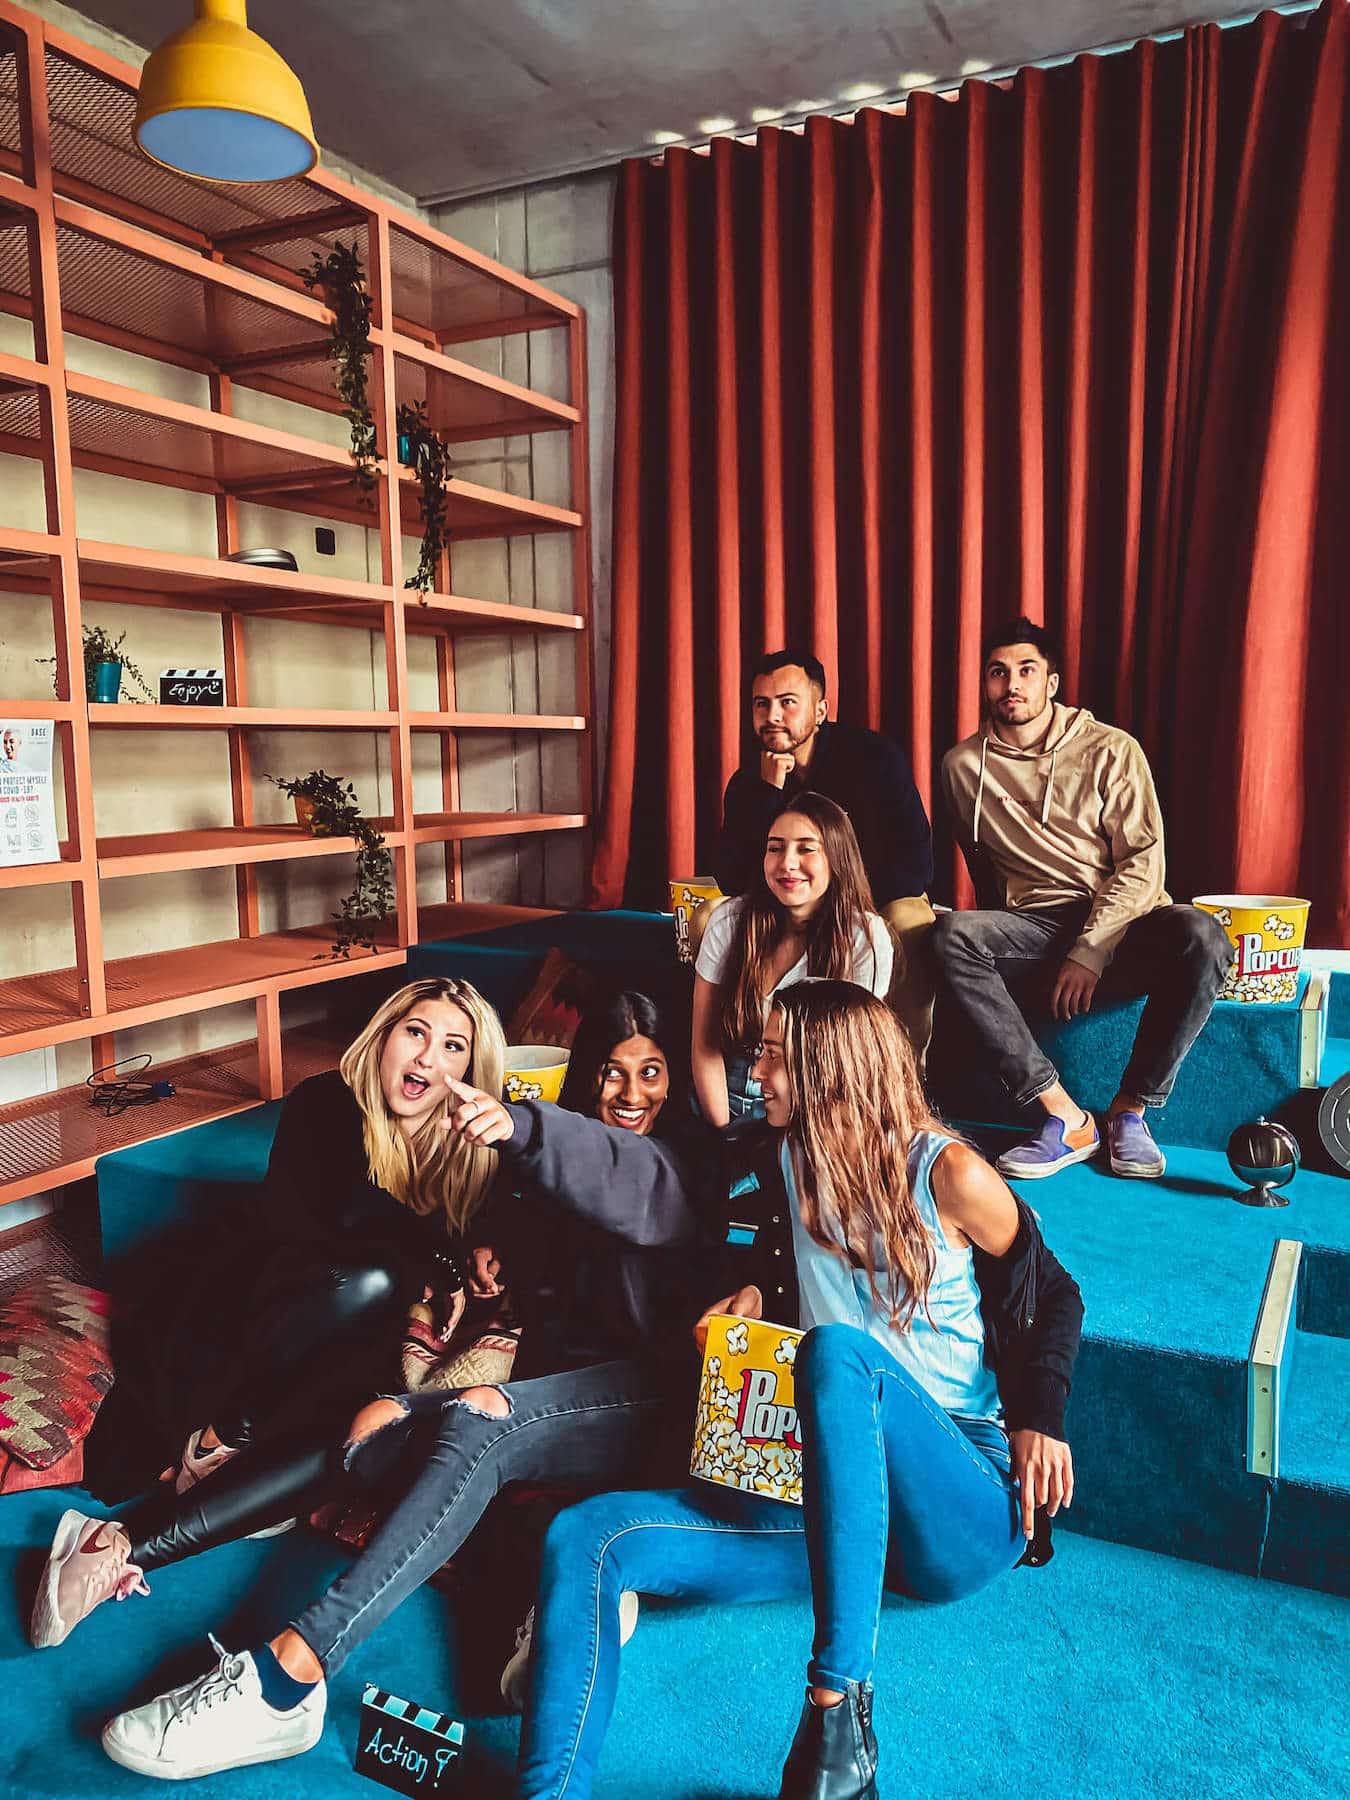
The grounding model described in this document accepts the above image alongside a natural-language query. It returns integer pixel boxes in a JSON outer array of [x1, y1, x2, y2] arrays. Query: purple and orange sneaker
[[1107, 1110, 1167, 1178], [996, 1113, 1100, 1180]]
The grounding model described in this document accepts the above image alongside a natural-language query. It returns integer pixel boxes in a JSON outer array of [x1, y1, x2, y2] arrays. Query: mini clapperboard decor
[[159, 668, 224, 705], [354, 1684, 464, 1795], [691, 1313, 804, 1503]]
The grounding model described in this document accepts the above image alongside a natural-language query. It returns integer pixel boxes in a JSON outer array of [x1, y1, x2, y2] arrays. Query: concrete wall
[[428, 169, 617, 896]]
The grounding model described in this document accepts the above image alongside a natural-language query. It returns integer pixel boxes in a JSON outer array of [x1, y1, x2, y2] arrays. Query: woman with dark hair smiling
[[692, 792, 892, 1126]]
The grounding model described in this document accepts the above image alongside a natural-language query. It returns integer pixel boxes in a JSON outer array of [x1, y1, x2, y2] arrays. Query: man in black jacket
[[713, 648, 938, 1053]]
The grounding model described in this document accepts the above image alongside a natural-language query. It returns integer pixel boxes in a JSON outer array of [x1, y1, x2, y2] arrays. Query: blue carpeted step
[[1319, 1034, 1350, 1087], [968, 1139, 1350, 1592], [1262, 1328, 1350, 1596], [930, 970, 1326, 1152], [97, 1099, 282, 1265], [2, 1487, 1345, 1799]]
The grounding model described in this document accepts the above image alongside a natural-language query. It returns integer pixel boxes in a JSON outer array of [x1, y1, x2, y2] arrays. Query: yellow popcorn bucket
[[668, 875, 723, 966], [691, 1314, 804, 1505], [502, 1044, 570, 1104], [1193, 894, 1310, 1005]]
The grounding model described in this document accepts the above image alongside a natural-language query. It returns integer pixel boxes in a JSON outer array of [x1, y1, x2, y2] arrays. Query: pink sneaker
[[30, 1510, 150, 1648], [174, 1427, 240, 1494], [173, 1427, 296, 1539]]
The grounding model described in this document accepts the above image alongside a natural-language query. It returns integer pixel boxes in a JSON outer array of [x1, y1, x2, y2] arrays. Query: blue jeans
[[517, 1323, 1023, 1799], [290, 1358, 671, 1676]]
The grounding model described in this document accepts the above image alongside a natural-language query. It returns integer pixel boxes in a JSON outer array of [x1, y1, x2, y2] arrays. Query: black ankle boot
[[776, 1683, 879, 1800]]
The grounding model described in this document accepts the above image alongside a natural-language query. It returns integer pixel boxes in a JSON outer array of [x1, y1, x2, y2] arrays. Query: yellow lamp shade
[[134, 0, 318, 183]]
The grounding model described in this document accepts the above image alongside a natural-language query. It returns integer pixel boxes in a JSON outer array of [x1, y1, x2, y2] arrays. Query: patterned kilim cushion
[[0, 1274, 114, 1471]]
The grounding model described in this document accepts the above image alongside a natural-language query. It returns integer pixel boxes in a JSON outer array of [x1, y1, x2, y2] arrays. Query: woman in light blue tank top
[[513, 981, 1082, 1800]]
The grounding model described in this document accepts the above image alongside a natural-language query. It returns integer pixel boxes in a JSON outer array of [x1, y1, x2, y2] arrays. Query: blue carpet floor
[[2, 1486, 1347, 1800]]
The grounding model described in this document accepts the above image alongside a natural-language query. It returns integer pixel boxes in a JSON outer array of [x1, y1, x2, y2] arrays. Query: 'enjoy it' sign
[[354, 1684, 464, 1796]]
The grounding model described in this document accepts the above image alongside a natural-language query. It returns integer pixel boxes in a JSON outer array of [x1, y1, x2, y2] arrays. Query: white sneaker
[[499, 1591, 639, 1713], [101, 1635, 325, 1780]]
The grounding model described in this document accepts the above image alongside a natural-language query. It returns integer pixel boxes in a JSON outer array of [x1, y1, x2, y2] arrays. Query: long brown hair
[[721, 792, 879, 1051], [772, 980, 948, 1329], [339, 976, 506, 1234]]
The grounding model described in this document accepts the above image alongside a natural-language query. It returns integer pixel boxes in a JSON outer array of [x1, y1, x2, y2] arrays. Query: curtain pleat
[[593, 1, 1350, 947]]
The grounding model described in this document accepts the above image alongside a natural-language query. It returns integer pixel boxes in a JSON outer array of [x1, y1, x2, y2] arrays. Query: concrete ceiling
[[70, 0, 1268, 203]]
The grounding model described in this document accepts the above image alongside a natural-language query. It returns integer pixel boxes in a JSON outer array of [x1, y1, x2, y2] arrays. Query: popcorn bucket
[[1193, 894, 1310, 1004], [668, 876, 724, 965], [691, 1314, 804, 1504], [502, 1044, 570, 1104]]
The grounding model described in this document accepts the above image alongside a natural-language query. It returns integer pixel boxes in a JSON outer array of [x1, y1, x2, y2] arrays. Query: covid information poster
[[0, 720, 59, 868]]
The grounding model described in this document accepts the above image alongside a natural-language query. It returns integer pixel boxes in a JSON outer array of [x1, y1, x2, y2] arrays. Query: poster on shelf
[[0, 720, 59, 868]]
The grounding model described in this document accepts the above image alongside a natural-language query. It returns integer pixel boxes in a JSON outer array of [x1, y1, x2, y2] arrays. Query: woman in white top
[[692, 791, 892, 1126]]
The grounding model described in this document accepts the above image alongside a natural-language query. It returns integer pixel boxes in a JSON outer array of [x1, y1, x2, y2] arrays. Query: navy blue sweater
[[715, 719, 934, 905]]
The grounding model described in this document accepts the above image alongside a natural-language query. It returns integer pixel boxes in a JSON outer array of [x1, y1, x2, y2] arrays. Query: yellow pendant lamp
[[134, 0, 318, 183]]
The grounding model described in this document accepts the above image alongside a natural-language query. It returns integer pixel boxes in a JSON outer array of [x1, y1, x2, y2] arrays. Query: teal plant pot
[[397, 431, 413, 466], [91, 660, 122, 703]]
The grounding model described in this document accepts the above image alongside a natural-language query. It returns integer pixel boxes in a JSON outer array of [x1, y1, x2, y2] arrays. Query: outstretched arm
[[442, 1077, 698, 1248]]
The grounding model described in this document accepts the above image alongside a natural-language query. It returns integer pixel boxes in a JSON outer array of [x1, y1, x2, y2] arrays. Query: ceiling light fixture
[[134, 0, 318, 183], [697, 116, 738, 135]]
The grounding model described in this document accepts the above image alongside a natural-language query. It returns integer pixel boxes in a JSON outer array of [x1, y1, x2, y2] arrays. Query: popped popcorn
[[691, 1314, 804, 1506], [1194, 896, 1309, 1004]]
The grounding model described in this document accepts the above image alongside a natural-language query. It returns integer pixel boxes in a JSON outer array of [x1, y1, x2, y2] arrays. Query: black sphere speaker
[[1226, 1116, 1300, 1207]]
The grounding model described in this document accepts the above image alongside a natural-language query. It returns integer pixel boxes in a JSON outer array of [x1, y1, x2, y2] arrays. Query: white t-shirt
[[695, 894, 893, 1001]]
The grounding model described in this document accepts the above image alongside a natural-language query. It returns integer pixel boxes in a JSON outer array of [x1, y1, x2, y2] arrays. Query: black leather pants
[[211, 1257, 402, 1449]]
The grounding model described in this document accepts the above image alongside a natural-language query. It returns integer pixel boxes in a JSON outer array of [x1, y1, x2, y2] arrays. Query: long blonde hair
[[339, 976, 506, 1235], [773, 980, 948, 1329], [721, 793, 879, 1052]]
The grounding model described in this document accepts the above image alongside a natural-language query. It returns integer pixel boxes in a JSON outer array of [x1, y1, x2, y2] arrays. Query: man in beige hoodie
[[933, 616, 1233, 1180]]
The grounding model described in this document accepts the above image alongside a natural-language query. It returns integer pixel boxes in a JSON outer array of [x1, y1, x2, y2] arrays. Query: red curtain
[[591, 1, 1350, 948]]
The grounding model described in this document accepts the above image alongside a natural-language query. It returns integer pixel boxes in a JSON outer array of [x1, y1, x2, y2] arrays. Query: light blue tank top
[[782, 1132, 1003, 1423]]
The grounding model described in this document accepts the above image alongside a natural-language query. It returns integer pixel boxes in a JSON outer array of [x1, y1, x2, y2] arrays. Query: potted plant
[[304, 240, 379, 492], [396, 399, 452, 595], [36, 624, 155, 703], [268, 769, 394, 960]]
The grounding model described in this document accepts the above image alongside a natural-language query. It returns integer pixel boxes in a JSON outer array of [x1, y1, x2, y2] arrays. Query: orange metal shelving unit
[[0, 2, 591, 1205]]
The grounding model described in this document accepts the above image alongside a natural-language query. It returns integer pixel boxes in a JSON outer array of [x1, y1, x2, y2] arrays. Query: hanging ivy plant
[[268, 769, 395, 960], [304, 240, 379, 492], [396, 398, 453, 595]]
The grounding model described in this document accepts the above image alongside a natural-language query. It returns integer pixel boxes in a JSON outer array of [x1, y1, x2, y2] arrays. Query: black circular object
[[1318, 1071, 1350, 1173], [1226, 1116, 1300, 1208]]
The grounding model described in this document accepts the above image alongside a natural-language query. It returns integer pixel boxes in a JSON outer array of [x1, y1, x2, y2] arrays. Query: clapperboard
[[354, 1684, 465, 1796], [159, 667, 224, 705]]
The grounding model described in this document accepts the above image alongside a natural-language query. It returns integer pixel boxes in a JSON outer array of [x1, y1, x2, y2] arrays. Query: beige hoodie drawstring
[[974, 727, 1057, 839], [972, 735, 990, 845]]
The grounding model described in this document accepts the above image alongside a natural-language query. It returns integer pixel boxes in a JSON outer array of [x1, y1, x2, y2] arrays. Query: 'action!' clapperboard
[[159, 668, 224, 705], [354, 1684, 465, 1796]]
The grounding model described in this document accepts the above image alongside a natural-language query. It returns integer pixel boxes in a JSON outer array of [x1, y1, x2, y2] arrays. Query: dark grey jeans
[[930, 902, 1234, 1109], [290, 1357, 672, 1676]]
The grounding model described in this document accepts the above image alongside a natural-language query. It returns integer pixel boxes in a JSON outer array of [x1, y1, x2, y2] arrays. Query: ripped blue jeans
[[290, 1358, 670, 1676]]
